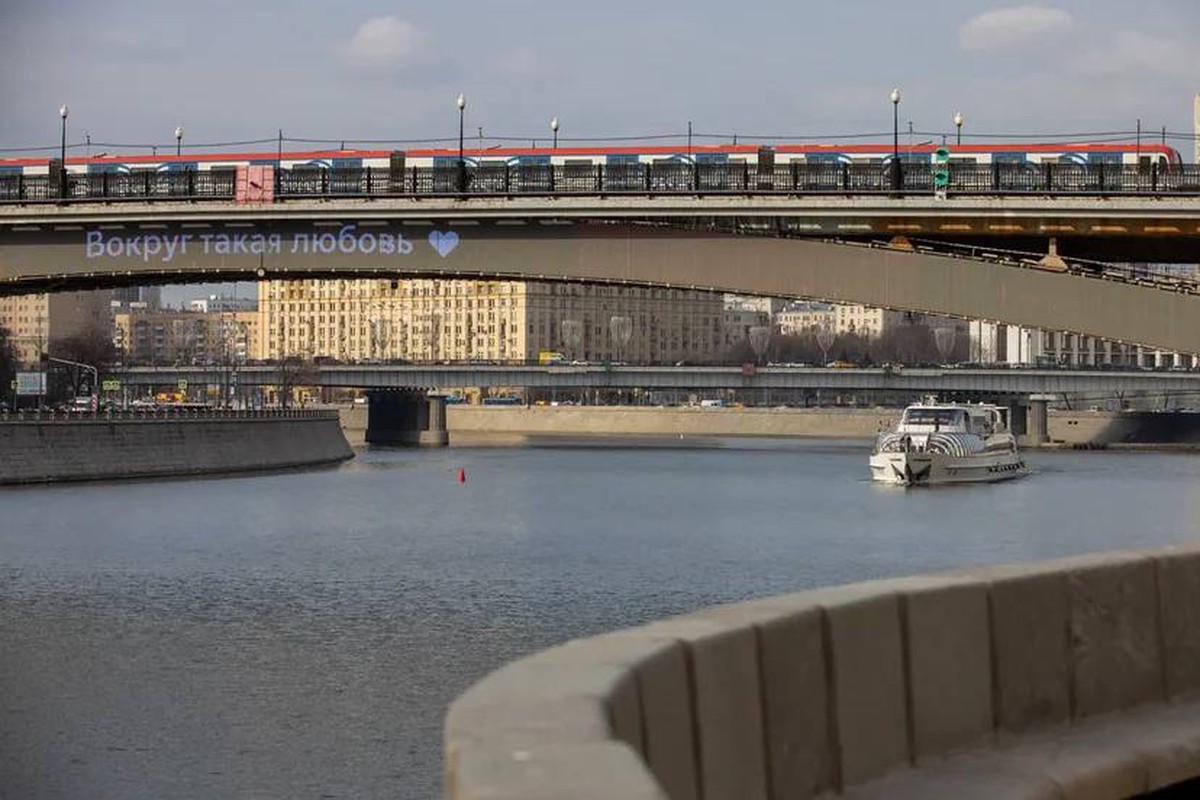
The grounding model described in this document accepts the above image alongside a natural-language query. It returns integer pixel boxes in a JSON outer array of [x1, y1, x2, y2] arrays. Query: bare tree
[[0, 326, 16, 407]]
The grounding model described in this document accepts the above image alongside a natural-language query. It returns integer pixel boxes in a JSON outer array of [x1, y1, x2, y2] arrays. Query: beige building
[[114, 308, 259, 366], [0, 290, 113, 366], [258, 279, 724, 364], [777, 302, 836, 335]]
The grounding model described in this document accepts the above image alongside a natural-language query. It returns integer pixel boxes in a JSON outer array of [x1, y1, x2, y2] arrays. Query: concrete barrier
[[0, 410, 353, 484], [446, 545, 1200, 799]]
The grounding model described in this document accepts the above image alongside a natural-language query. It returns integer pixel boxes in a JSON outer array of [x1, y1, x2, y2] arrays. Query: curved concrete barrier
[[446, 545, 1200, 799], [0, 409, 353, 484]]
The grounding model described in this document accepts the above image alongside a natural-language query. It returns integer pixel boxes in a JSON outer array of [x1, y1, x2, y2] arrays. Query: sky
[[2, 0, 1197, 303]]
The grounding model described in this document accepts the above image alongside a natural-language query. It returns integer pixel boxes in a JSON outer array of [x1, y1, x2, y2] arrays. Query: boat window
[[903, 408, 963, 427]]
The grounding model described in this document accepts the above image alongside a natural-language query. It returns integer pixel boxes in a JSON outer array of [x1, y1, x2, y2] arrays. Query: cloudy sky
[[2, 0, 1198, 155]]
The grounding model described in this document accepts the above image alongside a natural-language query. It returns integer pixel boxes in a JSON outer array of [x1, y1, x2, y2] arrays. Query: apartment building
[[0, 290, 114, 367], [258, 279, 725, 364]]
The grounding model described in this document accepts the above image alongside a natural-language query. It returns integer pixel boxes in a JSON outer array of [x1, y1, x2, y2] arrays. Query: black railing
[[4, 162, 1200, 203]]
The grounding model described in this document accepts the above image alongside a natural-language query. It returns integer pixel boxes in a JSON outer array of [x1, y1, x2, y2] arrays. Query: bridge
[[118, 363, 1200, 395], [2, 163, 1199, 353]]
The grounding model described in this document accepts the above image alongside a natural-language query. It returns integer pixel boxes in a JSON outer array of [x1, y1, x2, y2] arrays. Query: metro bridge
[[3, 161, 1200, 354]]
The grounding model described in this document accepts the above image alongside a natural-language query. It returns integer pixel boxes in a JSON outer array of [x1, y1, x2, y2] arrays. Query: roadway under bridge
[[2, 194, 1199, 353]]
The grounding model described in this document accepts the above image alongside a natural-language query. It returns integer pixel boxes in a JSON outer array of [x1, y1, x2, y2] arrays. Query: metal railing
[[4, 162, 1200, 203], [0, 407, 338, 423]]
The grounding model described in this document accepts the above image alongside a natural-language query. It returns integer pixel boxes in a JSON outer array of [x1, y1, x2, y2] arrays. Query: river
[[3, 438, 1199, 799]]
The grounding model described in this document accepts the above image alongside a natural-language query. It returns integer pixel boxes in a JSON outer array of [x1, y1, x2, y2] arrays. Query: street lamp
[[175, 125, 183, 157], [953, 111, 964, 147], [456, 93, 466, 193], [59, 104, 69, 197], [889, 88, 901, 193], [550, 116, 559, 149]]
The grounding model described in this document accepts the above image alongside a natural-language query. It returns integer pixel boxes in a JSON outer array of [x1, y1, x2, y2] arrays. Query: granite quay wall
[[0, 410, 353, 484], [338, 404, 1197, 448], [446, 544, 1200, 800]]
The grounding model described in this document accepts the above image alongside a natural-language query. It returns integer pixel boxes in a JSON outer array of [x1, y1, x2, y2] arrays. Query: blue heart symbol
[[429, 230, 459, 258]]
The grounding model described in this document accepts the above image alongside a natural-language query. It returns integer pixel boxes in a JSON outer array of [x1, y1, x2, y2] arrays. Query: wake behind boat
[[869, 399, 1027, 486]]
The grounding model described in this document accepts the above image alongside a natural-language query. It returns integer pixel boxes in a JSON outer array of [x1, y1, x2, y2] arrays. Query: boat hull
[[869, 451, 1027, 486]]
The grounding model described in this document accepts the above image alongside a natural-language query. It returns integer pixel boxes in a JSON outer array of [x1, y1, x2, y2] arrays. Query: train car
[[0, 138, 1183, 199]]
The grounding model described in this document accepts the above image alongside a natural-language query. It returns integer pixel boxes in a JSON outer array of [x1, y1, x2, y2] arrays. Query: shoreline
[[338, 405, 1200, 450]]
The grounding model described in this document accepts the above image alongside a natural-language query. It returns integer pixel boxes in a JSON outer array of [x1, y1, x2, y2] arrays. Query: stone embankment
[[0, 409, 353, 484], [446, 545, 1200, 799], [338, 404, 1180, 447]]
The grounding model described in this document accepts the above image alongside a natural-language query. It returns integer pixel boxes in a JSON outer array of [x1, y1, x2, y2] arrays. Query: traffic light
[[933, 147, 951, 196]]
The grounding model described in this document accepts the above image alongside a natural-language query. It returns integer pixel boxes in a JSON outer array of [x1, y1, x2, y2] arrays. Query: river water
[[3, 438, 1200, 799]]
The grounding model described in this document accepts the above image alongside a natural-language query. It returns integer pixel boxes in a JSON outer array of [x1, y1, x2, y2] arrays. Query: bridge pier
[[364, 390, 449, 447], [1026, 394, 1052, 446]]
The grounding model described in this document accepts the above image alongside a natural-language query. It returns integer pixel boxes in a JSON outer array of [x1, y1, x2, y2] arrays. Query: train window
[[993, 152, 1026, 163], [606, 154, 639, 165]]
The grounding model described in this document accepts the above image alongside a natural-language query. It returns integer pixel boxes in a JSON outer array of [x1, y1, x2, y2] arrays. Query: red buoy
[[457, 468, 466, 483]]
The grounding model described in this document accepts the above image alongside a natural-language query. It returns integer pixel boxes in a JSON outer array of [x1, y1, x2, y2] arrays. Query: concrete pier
[[365, 390, 449, 447]]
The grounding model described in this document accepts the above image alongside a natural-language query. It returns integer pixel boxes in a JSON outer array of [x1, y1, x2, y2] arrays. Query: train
[[0, 139, 1182, 176], [0, 139, 1187, 201]]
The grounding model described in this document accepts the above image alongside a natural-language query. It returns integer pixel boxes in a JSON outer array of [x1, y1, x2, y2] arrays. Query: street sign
[[102, 379, 121, 391], [177, 379, 188, 391], [15, 372, 46, 396]]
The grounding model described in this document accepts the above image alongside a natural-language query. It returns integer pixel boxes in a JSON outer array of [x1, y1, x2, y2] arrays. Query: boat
[[869, 399, 1027, 486]]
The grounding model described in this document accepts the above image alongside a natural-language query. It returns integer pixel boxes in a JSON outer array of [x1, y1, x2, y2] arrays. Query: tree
[[47, 325, 120, 399], [0, 326, 16, 407], [276, 355, 318, 409], [50, 326, 120, 372]]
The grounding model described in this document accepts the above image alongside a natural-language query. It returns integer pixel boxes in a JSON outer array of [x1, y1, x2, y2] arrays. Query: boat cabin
[[898, 404, 1006, 437]]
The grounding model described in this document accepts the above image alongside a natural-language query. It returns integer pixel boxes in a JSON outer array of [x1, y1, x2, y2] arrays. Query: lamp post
[[456, 93, 466, 193], [889, 88, 901, 193], [953, 112, 964, 147], [174, 125, 183, 157], [59, 104, 69, 197], [550, 116, 559, 149]]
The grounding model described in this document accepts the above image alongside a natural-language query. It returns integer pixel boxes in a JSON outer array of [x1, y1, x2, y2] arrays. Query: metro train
[[0, 139, 1182, 177]]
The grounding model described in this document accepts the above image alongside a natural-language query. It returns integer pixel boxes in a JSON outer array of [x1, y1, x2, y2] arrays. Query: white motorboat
[[869, 399, 1027, 486]]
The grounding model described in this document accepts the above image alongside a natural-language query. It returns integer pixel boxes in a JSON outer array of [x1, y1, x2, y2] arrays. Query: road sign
[[178, 379, 188, 391], [102, 379, 121, 391], [15, 372, 46, 396]]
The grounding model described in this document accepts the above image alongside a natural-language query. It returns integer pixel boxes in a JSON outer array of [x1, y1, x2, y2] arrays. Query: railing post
[[596, 163, 603, 193], [1152, 161, 1159, 193], [645, 163, 651, 193], [1043, 162, 1052, 192], [992, 162, 1000, 192], [549, 163, 555, 193], [791, 161, 798, 192]]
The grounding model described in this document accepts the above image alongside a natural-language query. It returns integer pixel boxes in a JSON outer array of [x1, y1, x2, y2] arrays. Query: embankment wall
[[0, 411, 353, 485], [340, 404, 1182, 446], [447, 544, 1200, 799]]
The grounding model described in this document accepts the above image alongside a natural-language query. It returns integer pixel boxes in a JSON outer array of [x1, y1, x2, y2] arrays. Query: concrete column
[[418, 395, 449, 447], [1007, 402, 1027, 438], [1025, 395, 1052, 447]]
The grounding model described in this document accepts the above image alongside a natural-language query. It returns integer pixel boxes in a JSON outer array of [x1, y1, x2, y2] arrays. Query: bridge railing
[[4, 162, 1200, 204]]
